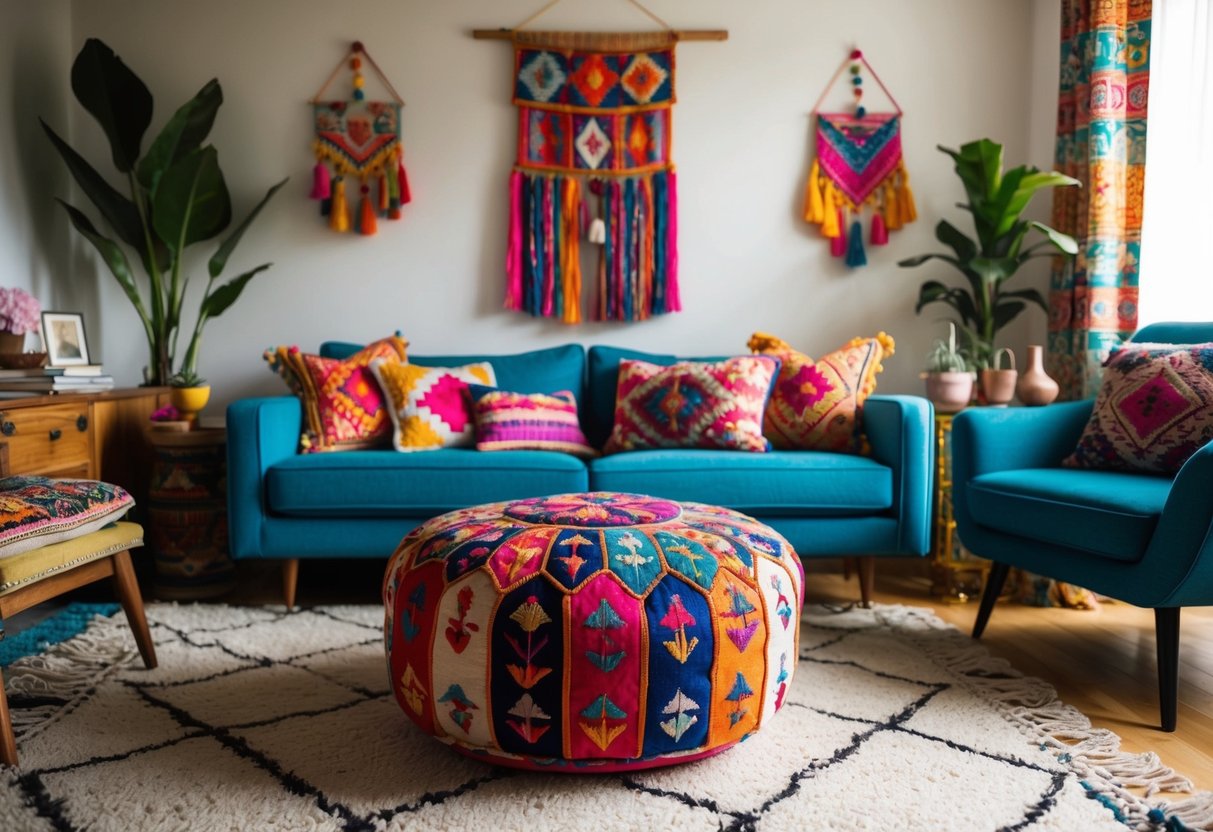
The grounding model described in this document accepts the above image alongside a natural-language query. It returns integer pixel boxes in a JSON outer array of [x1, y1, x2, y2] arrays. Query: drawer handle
[[49, 429, 62, 441], [1, 421, 13, 437], [77, 415, 89, 432]]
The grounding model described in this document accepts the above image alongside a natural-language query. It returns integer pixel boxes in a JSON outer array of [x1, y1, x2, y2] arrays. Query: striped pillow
[[469, 386, 598, 458]]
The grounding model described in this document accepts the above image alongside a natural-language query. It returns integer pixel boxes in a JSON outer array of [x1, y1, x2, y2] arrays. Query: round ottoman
[[382, 491, 803, 772]]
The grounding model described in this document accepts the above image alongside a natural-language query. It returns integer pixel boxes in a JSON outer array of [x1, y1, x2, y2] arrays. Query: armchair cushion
[[0, 477, 133, 558], [966, 468, 1171, 563]]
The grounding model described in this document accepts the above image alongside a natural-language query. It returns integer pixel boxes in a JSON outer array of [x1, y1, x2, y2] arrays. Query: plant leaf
[[70, 39, 152, 173], [998, 287, 1049, 312], [137, 79, 223, 195], [152, 146, 232, 251], [1028, 221, 1079, 255], [934, 220, 977, 262], [199, 264, 271, 319], [898, 253, 963, 270], [993, 299, 1027, 330], [208, 178, 287, 277], [916, 282, 978, 325], [57, 200, 149, 322], [970, 256, 1019, 287]]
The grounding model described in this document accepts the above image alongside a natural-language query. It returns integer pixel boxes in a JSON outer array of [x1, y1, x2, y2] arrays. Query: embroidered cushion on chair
[[1065, 342, 1213, 474], [604, 357, 779, 454], [0, 477, 134, 559], [747, 332, 894, 453], [372, 361, 497, 452], [265, 335, 409, 453]]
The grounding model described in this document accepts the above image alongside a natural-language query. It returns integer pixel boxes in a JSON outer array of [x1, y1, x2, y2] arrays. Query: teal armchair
[[952, 323, 1213, 731]]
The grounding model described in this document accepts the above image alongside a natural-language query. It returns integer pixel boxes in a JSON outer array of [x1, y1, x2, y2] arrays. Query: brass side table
[[146, 427, 234, 599], [929, 413, 990, 602]]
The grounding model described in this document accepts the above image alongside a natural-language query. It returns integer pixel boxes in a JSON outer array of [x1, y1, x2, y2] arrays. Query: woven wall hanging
[[475, 1, 726, 323], [803, 50, 916, 268], [308, 42, 411, 236]]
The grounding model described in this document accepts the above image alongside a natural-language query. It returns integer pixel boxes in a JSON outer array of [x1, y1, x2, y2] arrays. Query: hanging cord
[[310, 41, 405, 105], [811, 49, 902, 115], [512, 0, 674, 32]]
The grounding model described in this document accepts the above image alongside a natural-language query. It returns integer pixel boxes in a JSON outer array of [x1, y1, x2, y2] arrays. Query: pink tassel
[[665, 170, 680, 313], [830, 210, 847, 257], [309, 163, 331, 200], [870, 212, 889, 245], [398, 157, 412, 205], [504, 171, 523, 310], [542, 177, 555, 318]]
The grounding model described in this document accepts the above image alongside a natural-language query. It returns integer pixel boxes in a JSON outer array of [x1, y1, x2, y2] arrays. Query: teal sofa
[[228, 343, 933, 605]]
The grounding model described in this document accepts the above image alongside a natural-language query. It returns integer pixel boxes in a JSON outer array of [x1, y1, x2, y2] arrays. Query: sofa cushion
[[469, 385, 597, 458], [371, 360, 496, 452], [966, 468, 1171, 563], [266, 449, 588, 517], [588, 450, 893, 516]]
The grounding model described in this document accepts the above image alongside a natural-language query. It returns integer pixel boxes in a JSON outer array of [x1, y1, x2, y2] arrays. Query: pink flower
[[0, 287, 42, 335], [150, 405, 181, 422]]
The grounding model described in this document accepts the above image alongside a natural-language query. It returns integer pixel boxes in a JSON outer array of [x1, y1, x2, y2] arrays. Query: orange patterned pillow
[[265, 335, 409, 452], [747, 332, 894, 453]]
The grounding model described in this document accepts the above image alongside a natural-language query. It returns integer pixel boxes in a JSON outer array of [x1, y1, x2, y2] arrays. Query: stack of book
[[0, 364, 115, 396]]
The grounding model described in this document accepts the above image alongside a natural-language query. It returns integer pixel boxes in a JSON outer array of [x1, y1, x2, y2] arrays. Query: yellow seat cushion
[[0, 521, 143, 595]]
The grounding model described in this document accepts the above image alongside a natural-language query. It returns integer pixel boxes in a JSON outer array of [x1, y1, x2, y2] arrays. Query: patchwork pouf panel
[[382, 491, 804, 772]]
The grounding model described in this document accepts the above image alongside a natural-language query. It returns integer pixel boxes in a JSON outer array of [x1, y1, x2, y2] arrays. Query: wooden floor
[[808, 559, 1213, 794]]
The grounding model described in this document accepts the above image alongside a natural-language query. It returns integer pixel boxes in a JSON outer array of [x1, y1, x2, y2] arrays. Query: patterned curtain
[[1047, 0, 1152, 400]]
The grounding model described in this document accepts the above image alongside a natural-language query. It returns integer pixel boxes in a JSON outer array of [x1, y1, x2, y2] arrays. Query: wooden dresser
[[0, 388, 171, 506]]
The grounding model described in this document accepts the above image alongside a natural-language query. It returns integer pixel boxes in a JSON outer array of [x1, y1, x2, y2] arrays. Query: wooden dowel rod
[[471, 28, 728, 41]]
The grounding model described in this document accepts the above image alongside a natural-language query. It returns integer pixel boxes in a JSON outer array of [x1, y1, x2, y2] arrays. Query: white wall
[[53, 0, 1049, 411]]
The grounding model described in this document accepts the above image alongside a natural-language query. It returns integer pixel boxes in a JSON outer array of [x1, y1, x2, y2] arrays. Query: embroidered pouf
[[382, 491, 803, 772]]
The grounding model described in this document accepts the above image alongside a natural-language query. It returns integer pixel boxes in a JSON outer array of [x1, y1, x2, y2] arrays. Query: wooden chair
[[0, 445, 156, 766]]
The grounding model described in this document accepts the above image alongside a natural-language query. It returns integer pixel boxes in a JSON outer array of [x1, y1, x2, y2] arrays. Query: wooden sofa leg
[[0, 667, 17, 767], [972, 562, 1010, 639], [111, 550, 158, 670], [856, 557, 876, 608], [283, 559, 300, 609], [1156, 607, 1180, 732]]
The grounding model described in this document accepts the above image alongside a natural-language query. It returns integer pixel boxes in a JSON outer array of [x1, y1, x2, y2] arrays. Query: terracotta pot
[[921, 371, 975, 413], [0, 331, 24, 354], [1016, 345, 1059, 406], [980, 348, 1018, 406]]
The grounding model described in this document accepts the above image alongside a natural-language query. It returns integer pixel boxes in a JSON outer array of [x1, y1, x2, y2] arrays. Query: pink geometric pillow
[[470, 386, 597, 458], [371, 361, 497, 452], [1064, 342, 1213, 474], [604, 356, 779, 454]]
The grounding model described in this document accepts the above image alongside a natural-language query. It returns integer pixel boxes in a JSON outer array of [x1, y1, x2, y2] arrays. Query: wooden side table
[[929, 413, 990, 602], [145, 427, 234, 599]]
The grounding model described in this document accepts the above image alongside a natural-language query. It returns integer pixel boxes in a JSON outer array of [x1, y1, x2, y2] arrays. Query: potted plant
[[922, 322, 975, 413], [899, 139, 1079, 369], [41, 39, 286, 386], [0, 287, 42, 355], [980, 348, 1017, 406]]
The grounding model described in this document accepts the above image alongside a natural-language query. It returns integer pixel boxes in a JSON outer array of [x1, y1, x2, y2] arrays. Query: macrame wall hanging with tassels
[[475, 1, 727, 323], [308, 41, 411, 236], [803, 49, 916, 268]]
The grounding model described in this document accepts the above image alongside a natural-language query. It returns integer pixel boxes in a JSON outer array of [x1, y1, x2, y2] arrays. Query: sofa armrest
[[226, 396, 301, 558], [952, 401, 1093, 478], [864, 395, 933, 554], [1149, 442, 1213, 606]]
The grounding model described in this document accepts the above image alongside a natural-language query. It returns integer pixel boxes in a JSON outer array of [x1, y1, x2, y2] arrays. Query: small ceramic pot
[[1016, 345, 1060, 406], [170, 385, 211, 425], [921, 371, 975, 413], [980, 348, 1018, 407]]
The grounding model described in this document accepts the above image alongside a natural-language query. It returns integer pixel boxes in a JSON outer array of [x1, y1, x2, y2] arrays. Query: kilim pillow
[[604, 356, 779, 454], [469, 385, 598, 458], [265, 335, 409, 453], [1064, 342, 1213, 474], [747, 332, 894, 453], [0, 476, 133, 559], [372, 361, 497, 452]]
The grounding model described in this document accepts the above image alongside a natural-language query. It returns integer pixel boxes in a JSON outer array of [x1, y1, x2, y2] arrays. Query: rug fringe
[[3, 611, 136, 740], [871, 605, 1213, 832]]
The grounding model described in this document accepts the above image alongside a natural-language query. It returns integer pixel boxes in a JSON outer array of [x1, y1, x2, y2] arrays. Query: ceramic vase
[[921, 371, 975, 413], [1016, 345, 1059, 406], [980, 348, 1018, 407], [169, 385, 211, 427]]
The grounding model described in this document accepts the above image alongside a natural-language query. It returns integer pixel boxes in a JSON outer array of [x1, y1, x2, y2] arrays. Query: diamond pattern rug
[[1, 603, 1208, 831]]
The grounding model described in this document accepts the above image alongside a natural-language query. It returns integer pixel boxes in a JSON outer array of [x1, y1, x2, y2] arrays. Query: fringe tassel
[[898, 165, 917, 224], [357, 187, 377, 236], [665, 170, 680, 313], [829, 210, 847, 257], [309, 162, 331, 200], [560, 178, 581, 323], [820, 181, 841, 238], [377, 173, 389, 214], [844, 220, 866, 267], [504, 170, 523, 310], [398, 155, 412, 205], [542, 177, 555, 318], [328, 177, 350, 233], [870, 212, 889, 245], [884, 182, 902, 230], [803, 159, 824, 224]]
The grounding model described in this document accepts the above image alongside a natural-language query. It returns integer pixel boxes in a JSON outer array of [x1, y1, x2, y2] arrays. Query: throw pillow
[[0, 477, 134, 559], [604, 356, 779, 453], [372, 361, 497, 452], [469, 385, 597, 458], [1064, 342, 1213, 474], [264, 335, 409, 453], [747, 331, 895, 453]]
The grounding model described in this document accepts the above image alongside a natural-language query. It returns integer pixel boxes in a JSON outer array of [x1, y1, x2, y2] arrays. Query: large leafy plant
[[42, 38, 285, 385], [899, 139, 1079, 369]]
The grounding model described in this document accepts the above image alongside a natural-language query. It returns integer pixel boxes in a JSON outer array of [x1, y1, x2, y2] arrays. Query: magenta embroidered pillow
[[0, 477, 134, 558], [604, 357, 779, 454], [470, 386, 597, 458], [1064, 342, 1213, 474]]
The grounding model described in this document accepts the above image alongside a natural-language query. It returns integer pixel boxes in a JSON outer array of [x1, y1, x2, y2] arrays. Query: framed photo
[[41, 311, 91, 366]]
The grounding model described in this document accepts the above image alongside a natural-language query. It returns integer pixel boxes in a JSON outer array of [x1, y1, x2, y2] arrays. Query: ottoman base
[[447, 737, 742, 773]]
